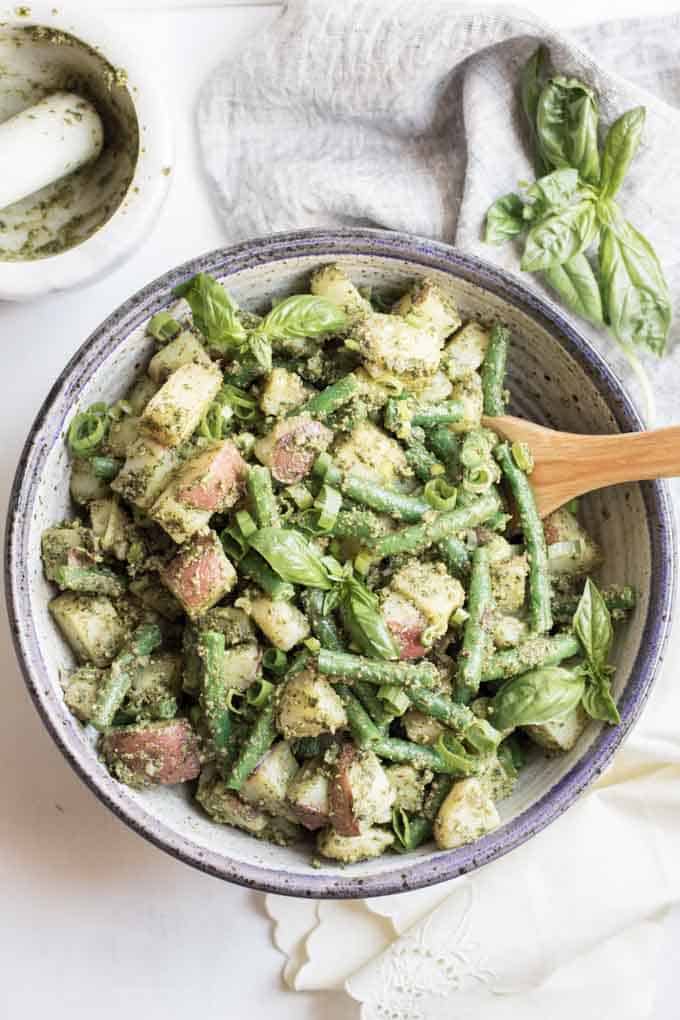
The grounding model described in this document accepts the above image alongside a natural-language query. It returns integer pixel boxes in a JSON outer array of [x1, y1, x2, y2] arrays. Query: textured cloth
[[198, 5, 680, 1017]]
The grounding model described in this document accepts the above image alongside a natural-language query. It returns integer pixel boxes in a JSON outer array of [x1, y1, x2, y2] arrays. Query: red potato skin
[[291, 803, 329, 832], [388, 621, 428, 660], [178, 441, 248, 512], [101, 719, 201, 786], [271, 420, 332, 484], [161, 532, 234, 617], [329, 744, 361, 837]]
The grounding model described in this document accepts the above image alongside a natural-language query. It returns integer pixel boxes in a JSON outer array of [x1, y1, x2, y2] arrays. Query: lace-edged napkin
[[198, 3, 680, 1014]]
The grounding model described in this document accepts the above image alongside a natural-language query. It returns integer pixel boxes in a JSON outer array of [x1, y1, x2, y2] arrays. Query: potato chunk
[[393, 278, 461, 341], [317, 826, 394, 863], [139, 362, 222, 447], [434, 777, 500, 850], [161, 532, 237, 619], [524, 705, 589, 753], [354, 312, 443, 378], [287, 759, 331, 830], [276, 670, 347, 739], [389, 560, 464, 641], [259, 368, 309, 417], [310, 264, 372, 322], [240, 741, 300, 819], [441, 322, 490, 380], [329, 746, 395, 836], [255, 415, 332, 484], [196, 769, 300, 845], [386, 764, 433, 813], [333, 421, 410, 485], [381, 591, 428, 660], [543, 508, 602, 577], [49, 593, 125, 667], [111, 436, 179, 510], [147, 330, 213, 383], [101, 719, 202, 788], [249, 597, 310, 651]]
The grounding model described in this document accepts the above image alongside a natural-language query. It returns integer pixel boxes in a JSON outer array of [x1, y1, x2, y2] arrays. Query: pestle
[[0, 91, 104, 212]]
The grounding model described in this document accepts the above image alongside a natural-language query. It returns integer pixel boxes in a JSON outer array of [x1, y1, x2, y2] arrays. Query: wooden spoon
[[482, 415, 680, 518]]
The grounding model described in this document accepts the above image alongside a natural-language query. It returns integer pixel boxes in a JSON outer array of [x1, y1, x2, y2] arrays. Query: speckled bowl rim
[[5, 228, 677, 898]]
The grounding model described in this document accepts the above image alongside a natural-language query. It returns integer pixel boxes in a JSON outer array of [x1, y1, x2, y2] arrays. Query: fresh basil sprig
[[491, 665, 586, 732], [248, 528, 335, 590], [259, 295, 348, 341], [174, 272, 247, 348], [339, 575, 400, 661], [572, 578, 621, 724], [484, 47, 672, 419]]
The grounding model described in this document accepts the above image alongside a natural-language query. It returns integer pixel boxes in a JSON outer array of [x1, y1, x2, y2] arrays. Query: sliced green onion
[[220, 525, 249, 562], [262, 648, 288, 674], [226, 689, 246, 715], [304, 637, 321, 653], [108, 398, 133, 421], [435, 732, 472, 773], [312, 451, 335, 483], [221, 384, 258, 421], [314, 484, 342, 531], [463, 465, 495, 494], [392, 807, 411, 849], [423, 477, 458, 511], [200, 399, 234, 439], [450, 607, 469, 626], [147, 311, 181, 342], [68, 406, 108, 457], [277, 495, 296, 520], [91, 455, 122, 481], [511, 441, 534, 474], [246, 678, 274, 708], [236, 510, 257, 539], [354, 550, 374, 576], [378, 684, 410, 715], [286, 484, 314, 510]]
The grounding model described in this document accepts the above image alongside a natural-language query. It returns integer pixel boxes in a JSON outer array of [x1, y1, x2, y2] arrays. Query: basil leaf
[[174, 273, 247, 349], [248, 528, 332, 589], [600, 107, 645, 202], [341, 577, 399, 661], [520, 46, 551, 174], [484, 193, 526, 245], [524, 168, 580, 220], [582, 675, 621, 725], [261, 295, 347, 341], [543, 253, 604, 325], [492, 666, 585, 731], [599, 213, 671, 355], [573, 578, 613, 669], [247, 333, 273, 374], [536, 77, 600, 184], [521, 200, 598, 272]]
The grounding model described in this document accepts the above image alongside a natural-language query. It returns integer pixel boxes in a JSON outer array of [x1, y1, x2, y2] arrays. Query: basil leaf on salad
[[340, 576, 399, 661], [249, 528, 333, 589], [174, 273, 247, 349], [261, 295, 348, 341], [491, 666, 586, 731]]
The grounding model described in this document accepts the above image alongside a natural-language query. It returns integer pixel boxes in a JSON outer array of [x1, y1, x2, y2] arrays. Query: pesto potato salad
[[42, 266, 636, 864]]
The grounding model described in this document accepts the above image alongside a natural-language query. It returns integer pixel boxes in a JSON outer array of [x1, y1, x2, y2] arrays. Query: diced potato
[[491, 613, 528, 649], [101, 719, 201, 787], [441, 322, 491, 380], [106, 415, 139, 458], [448, 373, 483, 433], [240, 741, 299, 819], [49, 593, 125, 667], [389, 560, 464, 640], [276, 670, 347, 739], [386, 764, 433, 814], [139, 362, 222, 448], [151, 440, 248, 544], [221, 643, 262, 692], [381, 591, 428, 659], [433, 777, 500, 850], [310, 264, 372, 322], [196, 769, 300, 845], [329, 747, 395, 836], [111, 436, 179, 510], [62, 665, 103, 721], [317, 825, 394, 863], [333, 421, 410, 485], [354, 367, 402, 412], [198, 606, 254, 645], [524, 705, 589, 753], [124, 651, 182, 721], [125, 374, 159, 415], [392, 278, 461, 341], [90, 498, 131, 560], [249, 597, 310, 651], [417, 370, 453, 403], [478, 753, 517, 801], [41, 523, 94, 581], [70, 457, 111, 505], [128, 574, 185, 621], [543, 508, 602, 577], [286, 759, 331, 830], [254, 415, 332, 484], [259, 367, 309, 417], [491, 556, 528, 613], [403, 708, 445, 746], [147, 330, 213, 383], [354, 312, 443, 378], [161, 532, 237, 619]]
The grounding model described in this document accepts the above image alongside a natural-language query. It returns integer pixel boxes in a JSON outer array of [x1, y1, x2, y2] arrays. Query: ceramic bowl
[[5, 229, 676, 897]]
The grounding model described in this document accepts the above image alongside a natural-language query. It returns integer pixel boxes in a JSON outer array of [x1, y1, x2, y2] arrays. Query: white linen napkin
[[198, 4, 680, 1015]]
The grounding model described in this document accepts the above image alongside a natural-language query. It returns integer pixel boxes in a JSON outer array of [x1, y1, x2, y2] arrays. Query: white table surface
[[2, 2, 679, 1018]]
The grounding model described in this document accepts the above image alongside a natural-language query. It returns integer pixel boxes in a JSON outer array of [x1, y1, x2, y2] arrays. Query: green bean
[[318, 648, 438, 688], [437, 537, 470, 579], [404, 438, 446, 482], [343, 475, 429, 523], [426, 426, 461, 475], [330, 508, 388, 541], [240, 550, 295, 601], [483, 632, 581, 684], [392, 775, 453, 852], [552, 584, 637, 624], [372, 491, 500, 560], [247, 465, 280, 528], [481, 323, 510, 417], [455, 546, 492, 704], [495, 443, 552, 633], [91, 456, 122, 481], [408, 684, 502, 751], [53, 565, 127, 598], [91, 624, 162, 730], [224, 700, 277, 791], [372, 736, 473, 775], [334, 683, 383, 747], [297, 373, 358, 420], [354, 682, 395, 731], [303, 589, 344, 651], [198, 630, 232, 749], [385, 398, 465, 432]]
